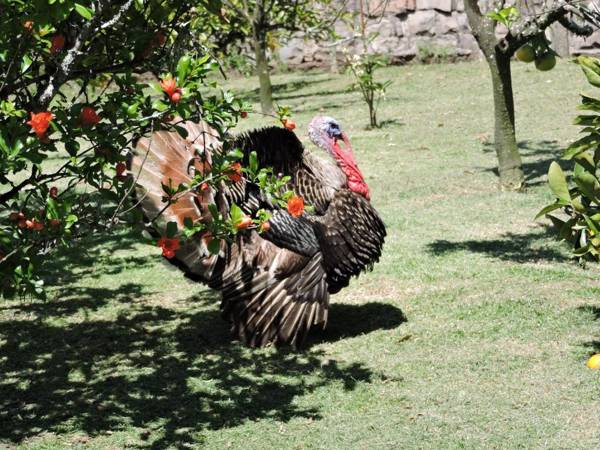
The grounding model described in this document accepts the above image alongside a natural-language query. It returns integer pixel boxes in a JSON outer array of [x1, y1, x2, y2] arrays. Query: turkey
[[130, 116, 386, 347]]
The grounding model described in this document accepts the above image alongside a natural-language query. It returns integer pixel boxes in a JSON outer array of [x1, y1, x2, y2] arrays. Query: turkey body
[[131, 119, 386, 347]]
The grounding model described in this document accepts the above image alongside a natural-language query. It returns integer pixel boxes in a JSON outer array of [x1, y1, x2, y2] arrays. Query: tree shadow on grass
[[578, 305, 600, 355], [427, 227, 566, 263], [0, 291, 382, 448], [482, 139, 563, 187], [308, 302, 407, 347], [0, 230, 405, 448], [240, 75, 334, 103]]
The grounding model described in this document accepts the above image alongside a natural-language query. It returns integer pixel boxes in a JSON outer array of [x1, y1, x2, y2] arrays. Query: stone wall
[[277, 0, 600, 68]]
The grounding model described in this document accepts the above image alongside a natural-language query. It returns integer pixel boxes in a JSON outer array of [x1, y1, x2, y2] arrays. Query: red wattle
[[332, 141, 370, 200]]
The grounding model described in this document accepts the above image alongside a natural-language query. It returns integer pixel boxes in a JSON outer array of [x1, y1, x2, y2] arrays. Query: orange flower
[[259, 221, 271, 232], [200, 182, 210, 191], [80, 106, 100, 126], [157, 237, 180, 259], [282, 118, 296, 130], [227, 162, 242, 183], [236, 216, 253, 230], [287, 196, 304, 217], [27, 111, 54, 138], [50, 34, 65, 54], [23, 21, 34, 33], [160, 77, 177, 97]]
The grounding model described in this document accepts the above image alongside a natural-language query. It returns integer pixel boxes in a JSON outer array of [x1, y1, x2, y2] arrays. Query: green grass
[[3, 60, 600, 449]]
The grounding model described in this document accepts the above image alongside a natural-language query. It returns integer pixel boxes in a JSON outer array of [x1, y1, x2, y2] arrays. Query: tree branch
[[36, 0, 134, 108], [498, 1, 597, 55]]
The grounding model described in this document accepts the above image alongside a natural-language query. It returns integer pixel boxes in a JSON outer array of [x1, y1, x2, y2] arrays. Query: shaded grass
[[3, 60, 600, 448]]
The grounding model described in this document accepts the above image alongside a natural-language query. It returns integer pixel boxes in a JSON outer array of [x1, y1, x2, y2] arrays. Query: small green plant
[[344, 48, 391, 129], [538, 56, 600, 260], [416, 42, 453, 64]]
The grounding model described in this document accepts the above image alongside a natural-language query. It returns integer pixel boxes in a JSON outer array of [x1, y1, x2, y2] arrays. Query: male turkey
[[130, 116, 386, 347]]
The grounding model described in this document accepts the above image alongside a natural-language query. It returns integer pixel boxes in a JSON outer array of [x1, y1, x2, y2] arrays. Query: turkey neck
[[331, 138, 370, 200]]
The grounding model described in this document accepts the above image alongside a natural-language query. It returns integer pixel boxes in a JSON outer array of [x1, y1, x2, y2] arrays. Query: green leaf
[[535, 202, 564, 219], [65, 214, 78, 230], [46, 198, 59, 220], [563, 134, 600, 160], [166, 221, 178, 238], [578, 56, 600, 88], [249, 151, 258, 173], [574, 172, 600, 202], [74, 3, 94, 20], [207, 238, 221, 255], [574, 151, 596, 174], [574, 244, 591, 256], [176, 55, 192, 83], [578, 94, 600, 111], [547, 161, 571, 203], [183, 217, 194, 229], [230, 203, 243, 226], [573, 115, 600, 127]]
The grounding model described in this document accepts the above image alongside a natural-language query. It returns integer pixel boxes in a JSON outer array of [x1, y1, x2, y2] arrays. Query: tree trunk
[[253, 29, 274, 114], [487, 49, 524, 190], [464, 0, 524, 190]]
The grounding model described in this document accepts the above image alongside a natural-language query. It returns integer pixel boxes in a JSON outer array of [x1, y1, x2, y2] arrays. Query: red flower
[[49, 186, 58, 199], [157, 237, 180, 259], [287, 196, 304, 217], [159, 77, 182, 103], [116, 162, 127, 177], [227, 162, 242, 183], [32, 219, 44, 231], [49, 219, 61, 227], [200, 182, 210, 191], [9, 212, 24, 221], [80, 106, 100, 126], [17, 219, 27, 229], [50, 34, 65, 54], [171, 91, 182, 103], [236, 216, 253, 230], [282, 118, 296, 131], [27, 111, 54, 138], [240, 111, 248, 119], [160, 77, 177, 97]]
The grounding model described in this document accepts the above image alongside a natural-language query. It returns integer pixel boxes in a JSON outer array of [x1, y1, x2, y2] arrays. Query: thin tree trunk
[[253, 27, 274, 114], [465, 0, 524, 191], [487, 49, 524, 190]]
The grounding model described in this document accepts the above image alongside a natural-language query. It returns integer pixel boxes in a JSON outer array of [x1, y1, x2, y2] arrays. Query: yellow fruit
[[516, 45, 535, 63], [586, 354, 600, 369], [535, 53, 556, 71]]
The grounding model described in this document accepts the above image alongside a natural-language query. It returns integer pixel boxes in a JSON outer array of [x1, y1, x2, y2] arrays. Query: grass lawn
[[2, 59, 600, 449]]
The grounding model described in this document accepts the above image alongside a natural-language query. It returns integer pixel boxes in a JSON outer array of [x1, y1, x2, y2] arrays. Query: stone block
[[386, 0, 417, 14], [416, 0, 452, 12], [406, 10, 436, 35]]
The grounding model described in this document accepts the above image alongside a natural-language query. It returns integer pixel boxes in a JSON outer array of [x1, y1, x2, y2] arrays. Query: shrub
[[538, 56, 600, 261]]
